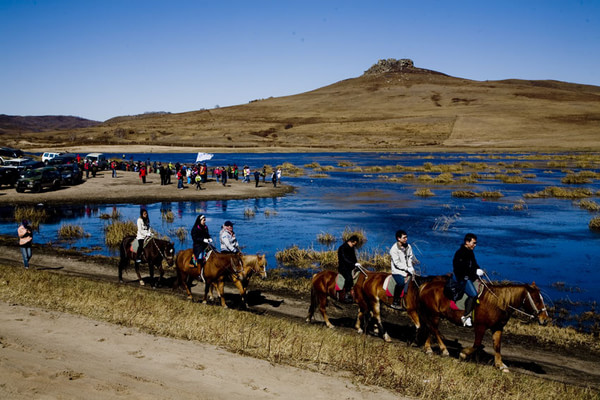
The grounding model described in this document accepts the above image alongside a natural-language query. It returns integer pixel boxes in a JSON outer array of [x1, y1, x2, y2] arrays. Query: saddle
[[130, 237, 151, 254], [188, 250, 213, 282], [335, 268, 361, 292], [383, 275, 404, 298], [445, 279, 483, 311]]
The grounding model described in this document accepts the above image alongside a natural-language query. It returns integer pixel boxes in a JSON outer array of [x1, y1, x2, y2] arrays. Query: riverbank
[[0, 170, 294, 205]]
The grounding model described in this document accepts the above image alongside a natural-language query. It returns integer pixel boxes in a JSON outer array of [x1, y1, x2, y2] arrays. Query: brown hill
[[0, 114, 100, 135], [5, 59, 600, 152]]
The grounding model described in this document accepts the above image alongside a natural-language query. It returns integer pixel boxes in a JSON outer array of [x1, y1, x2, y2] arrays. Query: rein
[[479, 272, 545, 319], [151, 238, 173, 263]]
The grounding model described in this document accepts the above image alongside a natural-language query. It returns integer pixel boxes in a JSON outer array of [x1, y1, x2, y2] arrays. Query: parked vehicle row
[[15, 167, 62, 193]]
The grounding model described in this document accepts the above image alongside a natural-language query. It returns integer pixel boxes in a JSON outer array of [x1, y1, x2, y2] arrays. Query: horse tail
[[308, 273, 318, 316]]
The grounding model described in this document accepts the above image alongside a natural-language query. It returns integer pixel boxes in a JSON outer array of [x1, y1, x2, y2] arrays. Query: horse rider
[[135, 209, 153, 263], [191, 214, 212, 266], [453, 233, 485, 327], [219, 220, 240, 254], [389, 229, 419, 310], [337, 235, 361, 304]]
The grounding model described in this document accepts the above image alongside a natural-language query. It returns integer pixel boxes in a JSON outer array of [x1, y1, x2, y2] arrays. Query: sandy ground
[[0, 302, 403, 400], [0, 169, 293, 205]]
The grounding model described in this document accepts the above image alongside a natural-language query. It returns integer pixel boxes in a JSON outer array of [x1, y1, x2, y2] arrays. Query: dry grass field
[[5, 59, 600, 152]]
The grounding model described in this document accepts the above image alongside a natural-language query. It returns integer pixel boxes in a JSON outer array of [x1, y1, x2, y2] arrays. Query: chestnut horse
[[208, 253, 268, 306], [353, 272, 428, 342], [174, 248, 244, 307], [118, 236, 175, 287], [418, 279, 549, 372]]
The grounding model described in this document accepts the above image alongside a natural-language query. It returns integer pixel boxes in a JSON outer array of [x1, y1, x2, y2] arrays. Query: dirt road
[[0, 245, 598, 398]]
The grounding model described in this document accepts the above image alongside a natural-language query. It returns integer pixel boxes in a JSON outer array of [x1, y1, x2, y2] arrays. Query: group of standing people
[[338, 230, 484, 327]]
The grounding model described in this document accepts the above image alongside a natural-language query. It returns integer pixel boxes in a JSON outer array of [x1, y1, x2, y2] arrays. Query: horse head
[[230, 252, 245, 279], [526, 282, 549, 326], [251, 253, 267, 280], [164, 241, 176, 267]]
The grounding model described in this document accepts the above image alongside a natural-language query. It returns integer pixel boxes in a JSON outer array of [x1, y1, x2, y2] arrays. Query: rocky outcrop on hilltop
[[363, 58, 446, 76]]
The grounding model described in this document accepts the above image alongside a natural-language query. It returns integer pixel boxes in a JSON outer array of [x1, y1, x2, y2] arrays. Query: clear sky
[[1, 0, 598, 122]]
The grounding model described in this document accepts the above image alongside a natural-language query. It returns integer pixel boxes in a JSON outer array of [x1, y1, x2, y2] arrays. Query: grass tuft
[[58, 224, 89, 239]]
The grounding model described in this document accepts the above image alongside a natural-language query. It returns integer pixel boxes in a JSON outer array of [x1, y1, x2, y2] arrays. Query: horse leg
[[460, 323, 486, 362], [181, 272, 194, 299], [118, 259, 127, 283], [148, 262, 156, 288], [217, 280, 228, 308], [319, 292, 333, 328], [428, 316, 449, 356], [373, 300, 391, 342], [306, 286, 317, 323], [492, 329, 509, 372], [134, 261, 144, 286], [232, 279, 247, 308]]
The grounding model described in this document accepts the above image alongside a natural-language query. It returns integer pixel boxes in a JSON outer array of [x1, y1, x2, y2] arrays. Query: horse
[[418, 279, 549, 372], [352, 272, 427, 342], [174, 247, 245, 308], [118, 236, 175, 287], [208, 253, 268, 307]]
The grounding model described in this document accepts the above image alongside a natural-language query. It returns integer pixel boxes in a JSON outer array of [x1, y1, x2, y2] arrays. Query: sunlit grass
[[524, 187, 594, 199], [104, 220, 137, 247], [99, 208, 121, 220], [577, 199, 600, 212], [14, 206, 48, 229], [414, 188, 435, 197], [589, 216, 600, 231], [161, 210, 175, 223], [316, 232, 336, 245], [58, 224, 89, 239]]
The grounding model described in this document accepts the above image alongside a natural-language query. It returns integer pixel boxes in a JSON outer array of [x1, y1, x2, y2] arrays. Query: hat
[[224, 220, 233, 227]]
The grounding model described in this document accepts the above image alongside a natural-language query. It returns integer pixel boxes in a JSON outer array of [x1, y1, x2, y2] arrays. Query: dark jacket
[[453, 245, 479, 281], [191, 223, 211, 252], [338, 242, 357, 274]]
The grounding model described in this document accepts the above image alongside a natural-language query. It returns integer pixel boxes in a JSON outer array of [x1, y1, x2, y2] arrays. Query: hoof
[[356, 328, 363, 334], [501, 367, 510, 373], [441, 349, 450, 357], [325, 323, 334, 329], [305, 317, 311, 323], [119, 279, 124, 284], [425, 348, 433, 356], [383, 333, 392, 343], [139, 280, 145, 286], [459, 351, 467, 360]]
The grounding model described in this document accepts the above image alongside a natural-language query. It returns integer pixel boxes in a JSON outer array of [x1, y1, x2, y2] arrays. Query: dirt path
[[0, 245, 599, 396]]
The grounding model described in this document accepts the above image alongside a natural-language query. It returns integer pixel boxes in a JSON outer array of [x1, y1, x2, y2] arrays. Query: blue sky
[[1, 0, 598, 122]]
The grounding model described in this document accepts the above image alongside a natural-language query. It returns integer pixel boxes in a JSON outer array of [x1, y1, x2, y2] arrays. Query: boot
[[391, 292, 404, 310]]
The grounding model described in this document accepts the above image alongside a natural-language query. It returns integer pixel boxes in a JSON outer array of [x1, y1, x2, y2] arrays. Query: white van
[[42, 152, 65, 163], [84, 153, 108, 170]]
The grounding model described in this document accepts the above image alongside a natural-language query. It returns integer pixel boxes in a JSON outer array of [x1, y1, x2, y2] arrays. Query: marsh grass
[[433, 213, 461, 231], [337, 161, 354, 167], [479, 191, 503, 198], [279, 162, 304, 177], [524, 187, 594, 199], [99, 208, 121, 220], [161, 210, 175, 223], [562, 174, 593, 184], [174, 226, 188, 242], [577, 199, 600, 212], [104, 220, 137, 247], [589, 216, 600, 231], [309, 173, 329, 178], [414, 188, 435, 197], [316, 232, 336, 245], [58, 224, 89, 239], [14, 206, 48, 229], [244, 208, 256, 218], [451, 190, 477, 198], [341, 227, 366, 248], [0, 264, 596, 400], [512, 200, 528, 211], [264, 209, 278, 217], [304, 162, 320, 168]]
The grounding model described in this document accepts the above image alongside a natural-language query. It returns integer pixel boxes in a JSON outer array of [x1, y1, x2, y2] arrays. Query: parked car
[[0, 147, 24, 159], [0, 167, 20, 188], [42, 151, 65, 164], [84, 153, 108, 170], [15, 167, 62, 193], [56, 163, 83, 185], [48, 153, 79, 166]]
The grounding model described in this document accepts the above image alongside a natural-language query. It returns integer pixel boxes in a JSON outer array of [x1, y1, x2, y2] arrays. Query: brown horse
[[118, 236, 175, 287], [418, 279, 549, 372], [208, 253, 268, 306], [306, 270, 350, 329], [353, 272, 424, 342], [174, 248, 244, 307]]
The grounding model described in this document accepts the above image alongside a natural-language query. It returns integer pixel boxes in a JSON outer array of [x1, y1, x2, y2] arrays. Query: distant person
[[271, 170, 277, 187], [191, 214, 212, 266], [219, 221, 239, 253], [110, 160, 117, 178], [262, 165, 267, 182], [389, 229, 419, 310], [139, 164, 147, 184], [135, 209, 153, 264], [195, 174, 202, 190], [17, 219, 33, 269], [337, 235, 361, 303], [276, 167, 282, 183], [253, 170, 261, 187], [453, 233, 485, 327], [221, 166, 228, 186]]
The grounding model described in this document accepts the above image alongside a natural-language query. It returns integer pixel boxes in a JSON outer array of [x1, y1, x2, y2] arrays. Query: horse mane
[[484, 283, 530, 310]]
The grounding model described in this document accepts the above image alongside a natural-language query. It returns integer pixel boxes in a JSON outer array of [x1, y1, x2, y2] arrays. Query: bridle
[[150, 238, 174, 265], [479, 272, 546, 319]]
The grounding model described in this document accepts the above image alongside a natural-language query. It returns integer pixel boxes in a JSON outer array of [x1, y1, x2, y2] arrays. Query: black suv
[[0, 167, 20, 188], [48, 153, 79, 166], [15, 167, 62, 193], [57, 163, 83, 185]]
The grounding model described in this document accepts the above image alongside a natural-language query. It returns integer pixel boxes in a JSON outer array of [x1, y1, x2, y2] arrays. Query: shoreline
[[0, 170, 294, 205]]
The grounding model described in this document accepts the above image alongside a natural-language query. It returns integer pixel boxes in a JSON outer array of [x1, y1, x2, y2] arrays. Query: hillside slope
[[5, 59, 600, 152]]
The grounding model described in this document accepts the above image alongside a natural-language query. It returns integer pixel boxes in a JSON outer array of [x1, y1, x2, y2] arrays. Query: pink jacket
[[18, 225, 33, 246]]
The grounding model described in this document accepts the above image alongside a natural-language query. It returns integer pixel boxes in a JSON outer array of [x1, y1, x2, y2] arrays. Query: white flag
[[195, 152, 214, 163]]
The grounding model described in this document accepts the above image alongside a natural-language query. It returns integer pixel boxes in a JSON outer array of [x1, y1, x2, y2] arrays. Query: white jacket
[[136, 218, 153, 240], [390, 242, 415, 277]]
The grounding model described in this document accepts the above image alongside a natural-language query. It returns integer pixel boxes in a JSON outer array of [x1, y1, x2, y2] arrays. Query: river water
[[1, 152, 599, 327]]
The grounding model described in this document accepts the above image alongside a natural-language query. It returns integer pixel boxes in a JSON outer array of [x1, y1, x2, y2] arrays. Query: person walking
[[337, 235, 361, 303], [271, 170, 277, 187], [389, 229, 419, 310], [253, 170, 261, 187], [17, 219, 33, 269], [221, 167, 228, 186], [453, 233, 485, 327], [139, 164, 147, 184], [191, 214, 212, 266], [219, 221, 240, 253]]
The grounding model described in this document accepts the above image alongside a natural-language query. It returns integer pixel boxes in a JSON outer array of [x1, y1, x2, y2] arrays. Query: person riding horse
[[452, 233, 485, 327], [191, 214, 212, 267], [337, 235, 361, 304], [389, 229, 419, 310], [219, 220, 240, 254], [135, 209, 153, 264]]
